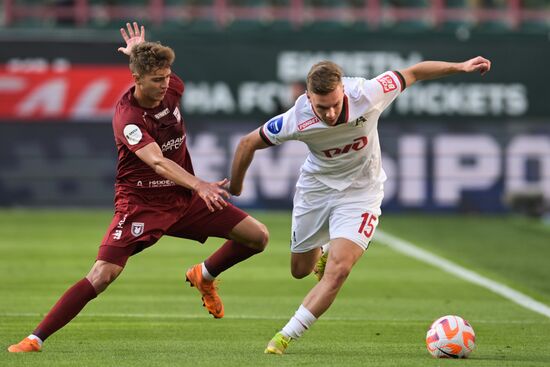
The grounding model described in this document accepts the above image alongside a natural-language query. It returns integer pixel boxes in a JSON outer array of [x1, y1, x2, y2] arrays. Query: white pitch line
[[376, 230, 550, 319]]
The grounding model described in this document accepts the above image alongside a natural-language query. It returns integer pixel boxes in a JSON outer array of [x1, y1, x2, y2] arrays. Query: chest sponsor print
[[321, 136, 369, 158], [161, 135, 185, 152]]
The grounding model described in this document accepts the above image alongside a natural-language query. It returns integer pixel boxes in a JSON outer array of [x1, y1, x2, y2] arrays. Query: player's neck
[[133, 89, 161, 109]]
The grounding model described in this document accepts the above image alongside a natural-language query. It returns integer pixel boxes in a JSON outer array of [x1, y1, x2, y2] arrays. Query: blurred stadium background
[[1, 0, 549, 215], [1, 2, 550, 365]]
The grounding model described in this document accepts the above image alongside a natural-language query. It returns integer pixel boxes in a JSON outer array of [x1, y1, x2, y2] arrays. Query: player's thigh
[[167, 194, 249, 243], [329, 190, 383, 251], [325, 238, 365, 278], [99, 204, 175, 267], [291, 189, 331, 254]]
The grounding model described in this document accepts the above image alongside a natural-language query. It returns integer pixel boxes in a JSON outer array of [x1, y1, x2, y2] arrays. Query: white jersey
[[260, 71, 404, 191]]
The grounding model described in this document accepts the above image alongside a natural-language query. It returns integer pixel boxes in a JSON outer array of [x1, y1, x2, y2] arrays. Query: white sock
[[281, 304, 317, 339], [201, 262, 215, 281], [321, 243, 330, 254], [28, 334, 43, 347]]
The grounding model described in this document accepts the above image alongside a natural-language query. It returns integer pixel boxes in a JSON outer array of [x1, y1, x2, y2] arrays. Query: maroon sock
[[204, 240, 262, 277], [33, 278, 97, 341]]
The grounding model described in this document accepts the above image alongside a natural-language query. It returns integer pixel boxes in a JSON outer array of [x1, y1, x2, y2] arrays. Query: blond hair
[[306, 61, 343, 95], [129, 42, 175, 76]]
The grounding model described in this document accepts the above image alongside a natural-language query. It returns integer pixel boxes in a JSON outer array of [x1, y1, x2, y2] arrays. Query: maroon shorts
[[97, 188, 248, 267]]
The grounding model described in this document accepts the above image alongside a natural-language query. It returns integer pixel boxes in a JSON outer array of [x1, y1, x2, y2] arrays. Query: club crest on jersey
[[123, 124, 142, 145], [131, 222, 144, 237], [267, 116, 283, 134], [376, 74, 397, 93], [173, 107, 181, 122]]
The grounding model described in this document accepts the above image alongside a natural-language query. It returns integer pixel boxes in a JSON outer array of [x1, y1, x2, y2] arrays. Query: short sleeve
[[259, 108, 298, 146], [113, 107, 155, 153], [361, 71, 404, 111]]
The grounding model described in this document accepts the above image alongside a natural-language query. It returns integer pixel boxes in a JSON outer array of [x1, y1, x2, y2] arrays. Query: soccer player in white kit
[[229, 57, 491, 354]]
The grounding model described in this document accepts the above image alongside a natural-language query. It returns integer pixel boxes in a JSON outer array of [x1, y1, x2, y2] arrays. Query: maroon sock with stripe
[[204, 240, 261, 277], [33, 278, 97, 341]]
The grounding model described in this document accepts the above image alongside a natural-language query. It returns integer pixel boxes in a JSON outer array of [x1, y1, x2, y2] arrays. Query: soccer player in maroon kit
[[8, 22, 269, 353]]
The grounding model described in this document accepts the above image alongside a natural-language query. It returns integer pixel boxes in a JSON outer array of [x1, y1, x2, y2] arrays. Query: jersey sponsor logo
[[376, 74, 397, 93], [173, 107, 181, 122], [266, 116, 283, 134], [321, 136, 369, 158], [297, 116, 320, 131], [148, 179, 176, 188], [123, 124, 143, 145], [131, 222, 144, 237], [161, 135, 185, 152], [154, 108, 170, 119]]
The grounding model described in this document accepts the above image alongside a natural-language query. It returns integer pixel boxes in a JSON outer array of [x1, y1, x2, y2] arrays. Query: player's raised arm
[[229, 127, 270, 196], [135, 142, 230, 212], [398, 56, 491, 88], [117, 21, 146, 55]]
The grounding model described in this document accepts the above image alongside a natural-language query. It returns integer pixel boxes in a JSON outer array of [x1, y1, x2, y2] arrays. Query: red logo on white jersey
[[321, 136, 368, 158], [376, 75, 397, 93], [298, 116, 320, 131]]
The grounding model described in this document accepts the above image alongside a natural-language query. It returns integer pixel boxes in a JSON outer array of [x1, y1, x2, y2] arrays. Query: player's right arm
[[135, 142, 230, 211], [229, 128, 270, 196]]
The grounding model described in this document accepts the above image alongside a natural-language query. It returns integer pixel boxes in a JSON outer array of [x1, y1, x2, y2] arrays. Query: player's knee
[[323, 265, 351, 288], [257, 223, 269, 249], [249, 222, 269, 251], [290, 265, 311, 279], [87, 264, 123, 293]]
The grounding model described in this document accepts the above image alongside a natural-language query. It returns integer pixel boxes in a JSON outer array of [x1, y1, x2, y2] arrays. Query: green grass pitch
[[1, 210, 549, 366]]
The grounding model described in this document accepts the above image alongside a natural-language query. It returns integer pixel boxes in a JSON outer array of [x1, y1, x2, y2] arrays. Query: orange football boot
[[8, 337, 42, 353], [185, 264, 224, 318]]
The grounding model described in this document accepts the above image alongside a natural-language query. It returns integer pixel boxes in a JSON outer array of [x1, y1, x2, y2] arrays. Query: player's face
[[134, 67, 171, 108], [307, 83, 345, 126]]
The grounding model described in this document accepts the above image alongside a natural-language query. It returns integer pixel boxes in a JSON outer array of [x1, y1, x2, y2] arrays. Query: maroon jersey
[[112, 74, 193, 193]]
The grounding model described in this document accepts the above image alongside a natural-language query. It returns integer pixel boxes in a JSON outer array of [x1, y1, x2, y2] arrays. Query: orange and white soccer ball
[[426, 315, 476, 358]]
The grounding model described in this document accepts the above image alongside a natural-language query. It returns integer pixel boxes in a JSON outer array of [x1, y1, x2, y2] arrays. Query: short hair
[[129, 42, 175, 76], [306, 61, 343, 95]]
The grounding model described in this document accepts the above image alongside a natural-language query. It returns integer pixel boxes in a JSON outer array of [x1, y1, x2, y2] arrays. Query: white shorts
[[290, 185, 383, 253]]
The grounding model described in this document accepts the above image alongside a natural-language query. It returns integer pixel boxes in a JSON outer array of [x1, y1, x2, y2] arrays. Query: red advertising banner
[[0, 65, 133, 121]]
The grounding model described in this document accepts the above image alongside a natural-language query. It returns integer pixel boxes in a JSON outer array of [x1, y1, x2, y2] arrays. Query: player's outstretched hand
[[194, 178, 231, 212], [461, 56, 491, 76], [117, 22, 145, 55]]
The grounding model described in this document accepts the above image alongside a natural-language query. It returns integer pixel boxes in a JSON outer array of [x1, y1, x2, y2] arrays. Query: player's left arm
[[398, 56, 491, 88]]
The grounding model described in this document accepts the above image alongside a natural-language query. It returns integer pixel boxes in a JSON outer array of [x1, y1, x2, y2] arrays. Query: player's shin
[[203, 240, 262, 277]]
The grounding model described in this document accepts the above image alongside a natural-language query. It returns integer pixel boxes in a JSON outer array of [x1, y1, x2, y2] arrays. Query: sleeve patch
[[376, 74, 398, 93], [123, 124, 143, 145], [266, 116, 284, 134]]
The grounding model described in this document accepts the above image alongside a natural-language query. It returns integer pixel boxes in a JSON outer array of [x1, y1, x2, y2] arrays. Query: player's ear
[[132, 73, 142, 85], [306, 90, 310, 100]]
